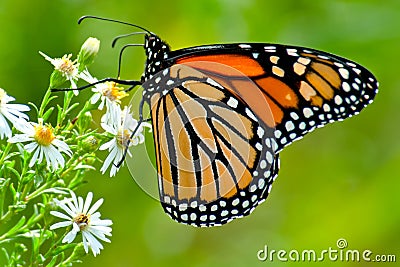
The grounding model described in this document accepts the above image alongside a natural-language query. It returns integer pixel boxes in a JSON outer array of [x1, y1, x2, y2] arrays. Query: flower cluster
[[0, 37, 151, 265], [36, 37, 151, 176]]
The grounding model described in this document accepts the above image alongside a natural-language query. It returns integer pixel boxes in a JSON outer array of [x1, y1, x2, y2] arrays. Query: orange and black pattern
[[142, 64, 279, 226], [137, 34, 378, 226]]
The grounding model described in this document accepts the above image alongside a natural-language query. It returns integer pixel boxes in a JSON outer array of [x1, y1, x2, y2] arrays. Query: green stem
[[38, 88, 52, 118], [0, 142, 12, 166], [20, 179, 34, 201], [66, 101, 94, 131], [25, 179, 52, 201], [0, 178, 10, 217], [0, 210, 13, 223], [57, 91, 74, 127]]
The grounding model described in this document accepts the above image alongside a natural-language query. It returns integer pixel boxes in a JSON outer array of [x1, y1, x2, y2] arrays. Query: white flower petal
[[9, 134, 32, 143], [83, 192, 93, 214], [50, 210, 72, 220], [87, 198, 103, 215], [62, 227, 78, 244], [50, 221, 73, 230], [100, 148, 117, 174], [82, 231, 89, 254], [77, 196, 84, 213], [99, 139, 115, 151], [70, 191, 79, 211], [83, 231, 103, 256]]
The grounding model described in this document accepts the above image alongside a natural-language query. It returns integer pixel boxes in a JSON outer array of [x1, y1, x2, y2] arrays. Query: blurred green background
[[0, 0, 399, 266]]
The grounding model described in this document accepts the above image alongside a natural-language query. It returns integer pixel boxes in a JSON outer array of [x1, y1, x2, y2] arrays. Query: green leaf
[[52, 243, 77, 256], [46, 255, 59, 267], [65, 102, 80, 115], [4, 167, 20, 180], [7, 216, 26, 236], [74, 164, 96, 170], [57, 104, 63, 125], [3, 152, 21, 161], [28, 102, 39, 116], [42, 107, 55, 121], [0, 178, 10, 191], [1, 247, 9, 261], [9, 183, 17, 200]]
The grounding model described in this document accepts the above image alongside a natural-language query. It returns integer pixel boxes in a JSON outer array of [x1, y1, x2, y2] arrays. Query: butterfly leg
[[50, 78, 142, 92]]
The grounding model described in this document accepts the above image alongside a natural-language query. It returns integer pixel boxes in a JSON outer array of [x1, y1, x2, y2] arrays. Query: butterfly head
[[142, 34, 171, 81]]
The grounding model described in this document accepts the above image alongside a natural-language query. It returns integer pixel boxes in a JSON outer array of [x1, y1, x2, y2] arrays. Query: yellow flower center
[[57, 54, 77, 76], [74, 213, 90, 231], [34, 124, 55, 146], [102, 82, 128, 102], [117, 129, 131, 148]]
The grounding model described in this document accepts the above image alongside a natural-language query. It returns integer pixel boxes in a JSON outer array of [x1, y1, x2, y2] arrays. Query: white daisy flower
[[8, 119, 72, 170], [39, 51, 80, 94], [100, 105, 151, 177], [0, 88, 30, 139], [50, 191, 112, 257], [80, 70, 128, 112]]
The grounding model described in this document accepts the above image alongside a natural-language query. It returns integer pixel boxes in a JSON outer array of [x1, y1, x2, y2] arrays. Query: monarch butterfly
[[72, 16, 379, 227]]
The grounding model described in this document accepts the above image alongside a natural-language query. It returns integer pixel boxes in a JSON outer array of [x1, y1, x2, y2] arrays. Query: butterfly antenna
[[112, 32, 148, 48], [78, 15, 152, 34], [116, 44, 144, 78]]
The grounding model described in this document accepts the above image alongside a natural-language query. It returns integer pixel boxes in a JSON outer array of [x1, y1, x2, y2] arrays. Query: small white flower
[[100, 105, 151, 177], [39, 51, 80, 94], [0, 88, 30, 139], [8, 119, 72, 170], [50, 191, 113, 257], [80, 70, 128, 111]]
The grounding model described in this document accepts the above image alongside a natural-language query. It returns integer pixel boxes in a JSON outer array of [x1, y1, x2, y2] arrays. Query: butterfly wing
[[142, 64, 279, 227], [169, 43, 378, 152]]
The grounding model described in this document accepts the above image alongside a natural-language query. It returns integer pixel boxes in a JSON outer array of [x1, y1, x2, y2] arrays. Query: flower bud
[[81, 136, 99, 153], [77, 37, 100, 70]]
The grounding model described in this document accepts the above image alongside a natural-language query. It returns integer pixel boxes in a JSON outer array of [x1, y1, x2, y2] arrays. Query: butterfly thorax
[[142, 34, 171, 82]]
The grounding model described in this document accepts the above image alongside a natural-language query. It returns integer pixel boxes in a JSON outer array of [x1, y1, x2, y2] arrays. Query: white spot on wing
[[207, 78, 223, 89], [339, 68, 350, 79], [303, 107, 313, 118], [342, 82, 351, 92], [285, 121, 295, 132], [255, 142, 263, 151], [227, 97, 238, 108], [334, 95, 343, 105], [287, 48, 298, 56], [257, 127, 264, 138], [245, 108, 258, 121], [239, 44, 251, 49]]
